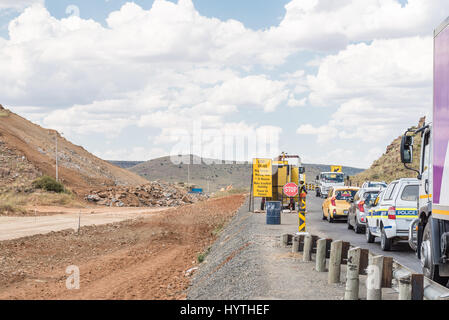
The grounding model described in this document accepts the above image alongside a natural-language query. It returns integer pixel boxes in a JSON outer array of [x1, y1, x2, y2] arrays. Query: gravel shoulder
[[187, 198, 347, 300]]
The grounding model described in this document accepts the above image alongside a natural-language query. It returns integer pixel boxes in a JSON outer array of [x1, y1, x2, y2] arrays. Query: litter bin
[[266, 201, 281, 225]]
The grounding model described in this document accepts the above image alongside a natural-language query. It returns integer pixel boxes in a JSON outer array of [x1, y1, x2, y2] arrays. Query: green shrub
[[32, 176, 65, 193], [197, 247, 211, 263]]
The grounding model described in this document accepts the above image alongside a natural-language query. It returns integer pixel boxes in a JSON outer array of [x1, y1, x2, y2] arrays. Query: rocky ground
[[0, 134, 40, 194], [85, 181, 208, 208], [0, 194, 245, 300]]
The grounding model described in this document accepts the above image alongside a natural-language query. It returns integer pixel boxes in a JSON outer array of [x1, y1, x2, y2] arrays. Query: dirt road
[[0, 207, 170, 241], [0, 195, 245, 300]]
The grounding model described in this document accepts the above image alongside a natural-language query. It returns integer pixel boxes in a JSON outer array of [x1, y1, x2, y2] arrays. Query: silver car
[[361, 181, 387, 189], [347, 187, 384, 233]]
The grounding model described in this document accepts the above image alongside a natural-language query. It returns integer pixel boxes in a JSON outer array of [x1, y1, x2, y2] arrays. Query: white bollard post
[[344, 247, 361, 300], [316, 238, 327, 272], [281, 234, 289, 247], [303, 235, 312, 262], [398, 274, 412, 300], [292, 235, 300, 253], [328, 240, 343, 284], [367, 255, 384, 300]]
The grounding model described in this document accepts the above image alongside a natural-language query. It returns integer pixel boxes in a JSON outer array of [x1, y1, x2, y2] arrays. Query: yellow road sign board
[[331, 165, 342, 173], [253, 158, 272, 197]]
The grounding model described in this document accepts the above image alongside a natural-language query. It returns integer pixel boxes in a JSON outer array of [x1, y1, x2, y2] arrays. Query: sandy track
[[0, 207, 170, 241]]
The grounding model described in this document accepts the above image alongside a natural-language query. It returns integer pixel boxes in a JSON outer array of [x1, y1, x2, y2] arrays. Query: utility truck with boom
[[400, 16, 449, 285]]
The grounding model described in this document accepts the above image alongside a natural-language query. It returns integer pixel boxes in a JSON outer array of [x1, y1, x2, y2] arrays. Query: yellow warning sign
[[331, 165, 342, 173], [253, 158, 272, 197]]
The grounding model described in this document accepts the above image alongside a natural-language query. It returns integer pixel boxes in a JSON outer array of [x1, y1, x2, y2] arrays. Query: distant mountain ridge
[[119, 155, 364, 192]]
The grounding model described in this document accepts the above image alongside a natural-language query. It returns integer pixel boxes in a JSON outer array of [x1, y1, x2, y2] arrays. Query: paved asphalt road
[[304, 194, 422, 272]]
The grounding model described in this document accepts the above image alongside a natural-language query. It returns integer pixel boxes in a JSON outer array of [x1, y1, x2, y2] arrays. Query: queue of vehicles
[[314, 16, 449, 285], [318, 179, 420, 251]]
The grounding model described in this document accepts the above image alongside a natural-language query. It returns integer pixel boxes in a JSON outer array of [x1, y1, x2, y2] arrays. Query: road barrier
[[328, 240, 343, 284], [367, 255, 383, 300], [344, 247, 361, 300], [281, 232, 449, 300], [316, 239, 327, 272], [305, 183, 316, 191], [303, 235, 313, 262]]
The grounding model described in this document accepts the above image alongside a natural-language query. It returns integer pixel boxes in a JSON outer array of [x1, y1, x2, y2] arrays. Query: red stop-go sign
[[283, 183, 298, 197]]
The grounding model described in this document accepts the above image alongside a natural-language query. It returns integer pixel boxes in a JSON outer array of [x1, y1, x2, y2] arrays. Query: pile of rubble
[[84, 181, 208, 207]]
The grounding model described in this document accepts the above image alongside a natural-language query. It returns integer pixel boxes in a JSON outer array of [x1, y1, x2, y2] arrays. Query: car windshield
[[335, 190, 357, 200], [363, 191, 380, 202], [322, 173, 344, 183]]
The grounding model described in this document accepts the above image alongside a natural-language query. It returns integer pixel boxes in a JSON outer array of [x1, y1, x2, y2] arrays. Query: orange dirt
[[0, 194, 245, 300]]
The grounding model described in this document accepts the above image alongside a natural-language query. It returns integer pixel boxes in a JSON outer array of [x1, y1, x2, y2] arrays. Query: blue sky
[[0, 0, 445, 168], [0, 0, 292, 38]]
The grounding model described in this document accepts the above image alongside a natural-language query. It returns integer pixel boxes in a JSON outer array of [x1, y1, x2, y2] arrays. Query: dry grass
[[210, 188, 248, 199], [351, 117, 425, 186], [0, 191, 84, 215]]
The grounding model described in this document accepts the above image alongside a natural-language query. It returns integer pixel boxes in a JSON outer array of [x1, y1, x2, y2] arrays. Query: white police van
[[365, 178, 419, 251]]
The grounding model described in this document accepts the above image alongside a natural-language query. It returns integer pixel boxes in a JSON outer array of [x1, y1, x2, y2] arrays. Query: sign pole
[[249, 165, 253, 212]]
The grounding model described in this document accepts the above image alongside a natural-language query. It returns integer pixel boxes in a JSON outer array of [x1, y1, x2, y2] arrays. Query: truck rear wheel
[[354, 223, 363, 234], [366, 225, 375, 243], [421, 222, 449, 285], [381, 228, 391, 251], [347, 216, 353, 230], [328, 211, 334, 223]]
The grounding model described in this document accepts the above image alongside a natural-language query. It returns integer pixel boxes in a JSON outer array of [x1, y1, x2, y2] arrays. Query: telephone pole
[[55, 131, 63, 182], [55, 131, 58, 181]]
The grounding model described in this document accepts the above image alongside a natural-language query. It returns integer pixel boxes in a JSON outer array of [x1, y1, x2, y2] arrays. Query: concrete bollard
[[281, 234, 289, 247], [367, 255, 384, 300], [303, 235, 313, 262], [411, 274, 424, 300], [315, 238, 327, 272], [328, 240, 343, 284], [292, 235, 300, 253], [344, 247, 361, 300], [398, 274, 412, 300]]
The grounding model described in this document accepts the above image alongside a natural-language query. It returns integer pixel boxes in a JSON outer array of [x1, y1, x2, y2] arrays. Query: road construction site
[[187, 196, 426, 300]]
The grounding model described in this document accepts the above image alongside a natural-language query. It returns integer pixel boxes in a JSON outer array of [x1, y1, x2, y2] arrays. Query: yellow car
[[322, 187, 360, 223]]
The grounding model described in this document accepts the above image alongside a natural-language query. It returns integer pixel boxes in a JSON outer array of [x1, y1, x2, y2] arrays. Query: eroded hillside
[[351, 117, 425, 185], [0, 104, 147, 195]]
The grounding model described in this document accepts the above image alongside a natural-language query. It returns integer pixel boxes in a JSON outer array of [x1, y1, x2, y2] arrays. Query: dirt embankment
[[351, 117, 425, 185], [0, 105, 147, 196], [0, 194, 245, 300]]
